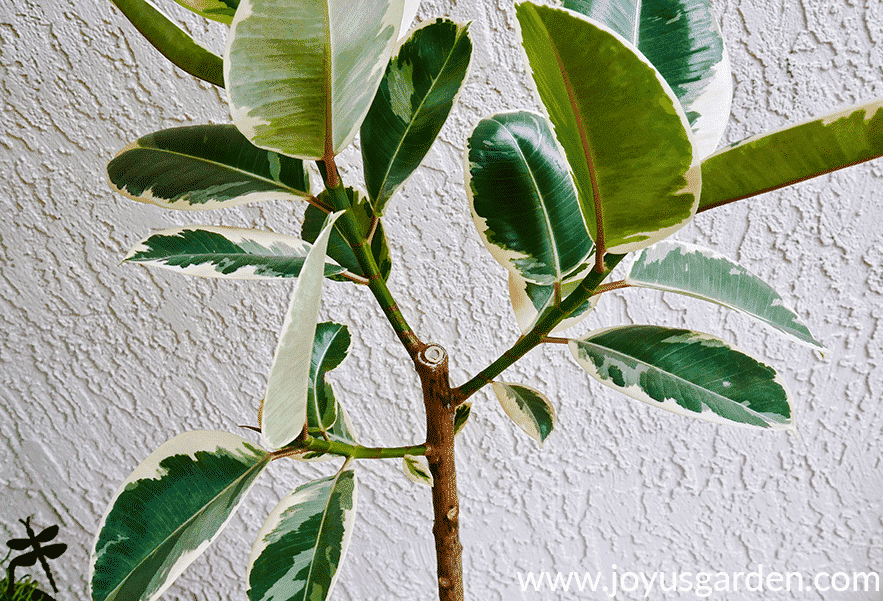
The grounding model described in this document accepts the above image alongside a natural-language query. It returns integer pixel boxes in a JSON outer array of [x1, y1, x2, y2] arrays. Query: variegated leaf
[[402, 455, 433, 486], [247, 470, 357, 601], [362, 19, 472, 214], [508, 270, 597, 335], [492, 382, 555, 445], [303, 189, 392, 281], [124, 227, 347, 280], [564, 0, 732, 158], [626, 241, 823, 349], [307, 322, 350, 437], [225, 0, 405, 159], [515, 3, 699, 253], [262, 212, 343, 450], [109, 0, 224, 86], [453, 402, 472, 436], [466, 110, 593, 285], [700, 97, 883, 211], [89, 431, 270, 601], [169, 0, 237, 23], [108, 125, 310, 211], [569, 325, 794, 429]]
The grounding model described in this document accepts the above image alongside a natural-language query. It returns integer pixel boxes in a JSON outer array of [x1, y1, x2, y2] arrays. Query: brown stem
[[416, 344, 463, 601]]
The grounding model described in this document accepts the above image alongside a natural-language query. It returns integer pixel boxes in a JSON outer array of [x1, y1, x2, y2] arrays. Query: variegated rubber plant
[[87, 0, 883, 599]]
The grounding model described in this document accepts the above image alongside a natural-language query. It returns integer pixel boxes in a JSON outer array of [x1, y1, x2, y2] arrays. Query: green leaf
[[699, 98, 883, 211], [492, 382, 556, 445], [108, 0, 224, 87], [247, 470, 357, 601], [508, 270, 597, 335], [362, 19, 472, 213], [307, 322, 350, 437], [563, 0, 732, 158], [170, 0, 237, 23], [303, 189, 392, 281], [262, 212, 343, 450], [89, 431, 270, 601], [124, 226, 347, 280], [626, 241, 823, 349], [225, 0, 405, 159], [515, 3, 700, 253], [569, 325, 794, 429], [453, 402, 471, 436], [467, 110, 594, 285], [402, 455, 433, 486], [108, 125, 310, 211]]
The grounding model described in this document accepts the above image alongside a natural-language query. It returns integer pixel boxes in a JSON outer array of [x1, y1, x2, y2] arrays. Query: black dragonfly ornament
[[5, 517, 67, 599]]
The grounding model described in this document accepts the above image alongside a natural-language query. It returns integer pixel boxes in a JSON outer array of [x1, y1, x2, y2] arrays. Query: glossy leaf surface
[[262, 212, 343, 450], [700, 98, 883, 211], [124, 227, 346, 280], [225, 0, 404, 159], [570, 326, 793, 429], [626, 241, 823, 348], [516, 3, 699, 253], [247, 470, 357, 601], [467, 110, 593, 285], [109, 0, 224, 86], [362, 19, 472, 213], [564, 0, 732, 158], [108, 125, 310, 211], [307, 322, 350, 438], [90, 431, 269, 601], [453, 402, 472, 436], [303, 189, 392, 281], [492, 382, 556, 445]]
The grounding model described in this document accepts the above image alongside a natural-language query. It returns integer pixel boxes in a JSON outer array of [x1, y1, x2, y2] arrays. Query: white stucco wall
[[2, 0, 882, 599]]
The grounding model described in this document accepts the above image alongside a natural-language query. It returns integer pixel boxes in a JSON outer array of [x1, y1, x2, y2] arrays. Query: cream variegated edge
[[124, 226, 345, 280], [569, 326, 795, 431], [261, 212, 344, 450], [492, 382, 556, 445], [225, 0, 405, 159], [402, 455, 434, 486], [246, 470, 357, 601], [514, 3, 701, 254], [89, 431, 269, 601], [626, 240, 824, 349]]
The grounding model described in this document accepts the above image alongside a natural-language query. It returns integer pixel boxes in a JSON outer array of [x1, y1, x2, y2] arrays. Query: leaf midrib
[[374, 25, 468, 206], [577, 338, 788, 425], [105, 453, 269, 601], [542, 15, 605, 255], [124, 144, 309, 199], [491, 116, 565, 283], [301, 472, 348, 601]]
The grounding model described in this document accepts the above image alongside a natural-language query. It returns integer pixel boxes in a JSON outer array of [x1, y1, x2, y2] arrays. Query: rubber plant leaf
[[247, 470, 357, 601], [108, 125, 311, 211], [564, 0, 732, 158], [569, 325, 794, 430], [261, 212, 343, 450], [515, 3, 700, 254], [225, 0, 406, 159], [89, 431, 270, 601]]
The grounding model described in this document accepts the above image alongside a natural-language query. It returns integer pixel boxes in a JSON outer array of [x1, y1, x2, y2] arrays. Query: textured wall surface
[[1, 0, 882, 599]]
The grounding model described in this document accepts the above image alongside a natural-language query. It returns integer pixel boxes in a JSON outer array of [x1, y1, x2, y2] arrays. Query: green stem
[[273, 438, 427, 460], [320, 162, 422, 356], [452, 254, 627, 404]]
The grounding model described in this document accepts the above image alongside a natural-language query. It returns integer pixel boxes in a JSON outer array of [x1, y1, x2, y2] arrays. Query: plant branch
[[321, 160, 423, 357], [592, 279, 629, 295], [273, 438, 427, 460], [452, 254, 627, 404], [416, 344, 463, 601]]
